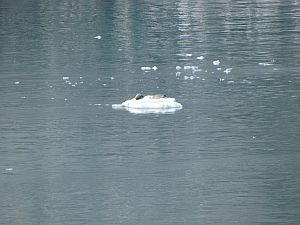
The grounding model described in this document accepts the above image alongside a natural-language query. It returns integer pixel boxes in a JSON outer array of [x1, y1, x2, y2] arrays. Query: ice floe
[[197, 56, 204, 60], [94, 35, 102, 39], [213, 60, 220, 65], [112, 94, 182, 113]]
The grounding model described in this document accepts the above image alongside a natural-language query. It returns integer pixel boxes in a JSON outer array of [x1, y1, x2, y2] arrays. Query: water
[[1, 0, 300, 224]]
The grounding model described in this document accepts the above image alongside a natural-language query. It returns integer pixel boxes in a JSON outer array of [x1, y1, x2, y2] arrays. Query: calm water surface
[[1, 0, 300, 224]]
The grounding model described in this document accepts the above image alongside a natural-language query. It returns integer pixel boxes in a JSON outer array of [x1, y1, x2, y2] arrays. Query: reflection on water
[[1, 0, 300, 225]]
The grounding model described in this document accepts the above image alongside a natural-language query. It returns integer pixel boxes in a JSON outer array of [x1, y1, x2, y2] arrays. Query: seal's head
[[135, 93, 144, 100]]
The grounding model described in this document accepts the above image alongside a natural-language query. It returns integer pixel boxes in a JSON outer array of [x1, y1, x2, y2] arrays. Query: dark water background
[[1, 0, 300, 224]]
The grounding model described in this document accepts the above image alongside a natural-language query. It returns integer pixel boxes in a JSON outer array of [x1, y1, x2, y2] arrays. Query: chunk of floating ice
[[94, 103, 102, 106], [184, 75, 189, 80], [227, 80, 235, 84], [217, 68, 222, 71], [94, 35, 102, 39], [186, 53, 192, 57], [176, 72, 181, 77], [220, 78, 225, 81], [176, 66, 181, 70], [62, 76, 69, 80], [152, 66, 158, 70], [258, 62, 273, 66], [224, 68, 232, 74], [79, 77, 83, 79], [110, 77, 115, 80], [14, 81, 20, 85], [141, 66, 151, 71], [5, 168, 13, 171], [213, 60, 220, 65], [184, 66, 192, 70], [197, 56, 204, 60], [103, 83, 107, 86]]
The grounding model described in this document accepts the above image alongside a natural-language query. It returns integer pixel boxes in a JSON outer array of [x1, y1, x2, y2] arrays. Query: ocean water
[[1, 0, 300, 224]]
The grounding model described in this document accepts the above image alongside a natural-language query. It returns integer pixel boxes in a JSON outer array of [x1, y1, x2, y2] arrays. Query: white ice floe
[[152, 66, 158, 70], [213, 60, 220, 65], [258, 62, 273, 66], [141, 66, 151, 71], [217, 68, 222, 71], [176, 66, 181, 70], [5, 168, 13, 171], [112, 94, 182, 113], [224, 68, 232, 74], [94, 35, 102, 39], [14, 81, 20, 85], [186, 53, 192, 57], [197, 56, 204, 60], [62, 76, 69, 80]]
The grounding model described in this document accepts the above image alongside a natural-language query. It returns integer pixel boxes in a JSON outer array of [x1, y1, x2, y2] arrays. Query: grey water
[[1, 0, 300, 224]]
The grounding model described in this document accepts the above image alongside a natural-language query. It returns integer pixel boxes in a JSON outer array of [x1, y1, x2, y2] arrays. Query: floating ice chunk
[[197, 56, 204, 60], [184, 65, 192, 70], [141, 66, 151, 71], [184, 75, 189, 80], [202, 78, 205, 81], [190, 75, 195, 80], [224, 68, 232, 74], [103, 83, 107, 86], [50, 97, 55, 100], [217, 68, 222, 71], [252, 136, 256, 139], [5, 168, 13, 171], [94, 103, 102, 106], [213, 60, 220, 65], [176, 66, 181, 70], [152, 66, 158, 70], [63, 76, 69, 80], [14, 81, 20, 85], [79, 77, 83, 79], [258, 62, 273, 66], [110, 76, 115, 80], [186, 53, 192, 57], [176, 72, 181, 77], [94, 35, 102, 39], [220, 78, 225, 81], [227, 80, 235, 84]]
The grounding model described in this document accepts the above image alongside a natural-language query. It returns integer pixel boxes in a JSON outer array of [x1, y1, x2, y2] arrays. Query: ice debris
[[94, 35, 102, 39], [224, 68, 232, 74], [176, 66, 181, 70], [197, 56, 204, 60], [141, 66, 151, 71], [213, 60, 220, 65], [14, 81, 20, 85], [186, 53, 192, 57], [62, 76, 69, 80]]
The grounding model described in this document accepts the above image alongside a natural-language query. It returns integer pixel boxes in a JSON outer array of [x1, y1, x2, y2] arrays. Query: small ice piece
[[50, 97, 55, 100], [252, 136, 256, 139], [152, 66, 157, 70], [94, 35, 102, 39], [184, 75, 189, 80], [258, 62, 273, 66], [176, 66, 181, 70], [184, 65, 192, 70], [79, 77, 83, 79], [190, 75, 195, 80], [94, 103, 102, 106], [186, 53, 192, 57], [213, 60, 220, 65], [220, 78, 225, 81], [224, 68, 232, 74], [110, 76, 115, 80], [64, 98, 68, 101], [197, 56, 204, 60], [227, 80, 235, 84], [14, 81, 20, 85], [5, 168, 13, 171], [176, 72, 181, 77], [217, 68, 222, 71], [103, 83, 107, 86], [141, 66, 151, 71], [63, 76, 69, 80], [202, 78, 205, 81]]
